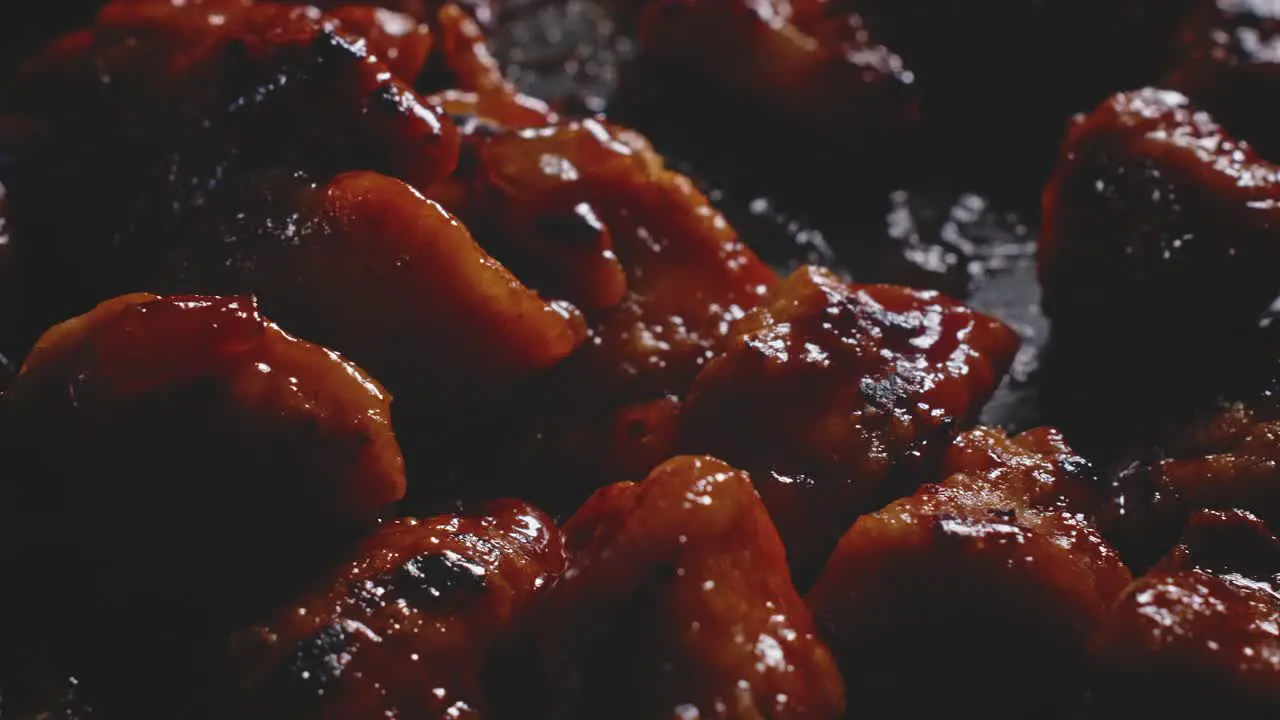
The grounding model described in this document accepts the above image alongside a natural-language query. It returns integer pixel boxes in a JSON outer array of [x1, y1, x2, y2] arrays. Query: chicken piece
[[430, 118, 775, 512], [1166, 0, 1280, 157], [420, 92, 605, 313], [156, 170, 586, 417], [1101, 391, 1280, 569], [1040, 89, 1280, 369], [624, 0, 920, 210], [807, 426, 1131, 716], [1090, 509, 1280, 718], [7, 0, 460, 340], [0, 1, 103, 68], [680, 265, 1019, 584], [228, 500, 563, 719], [481, 120, 777, 399], [0, 293, 405, 697], [536, 455, 846, 719]]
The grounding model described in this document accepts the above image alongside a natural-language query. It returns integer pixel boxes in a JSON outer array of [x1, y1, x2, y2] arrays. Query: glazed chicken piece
[[157, 169, 585, 416], [807, 426, 1131, 716], [9, 2, 591, 417], [536, 455, 846, 719], [1039, 88, 1280, 425], [1101, 385, 1280, 570], [0, 293, 405, 705], [1166, 0, 1280, 157], [428, 113, 776, 510], [473, 118, 776, 392], [6, 0, 460, 343], [680, 265, 1019, 584], [228, 500, 563, 719], [624, 0, 920, 210], [1090, 509, 1280, 718]]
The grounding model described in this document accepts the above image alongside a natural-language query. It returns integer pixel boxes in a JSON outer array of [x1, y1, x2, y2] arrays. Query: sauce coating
[[681, 265, 1019, 583], [537, 455, 846, 719]]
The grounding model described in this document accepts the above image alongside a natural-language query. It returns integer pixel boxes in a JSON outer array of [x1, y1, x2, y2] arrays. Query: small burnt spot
[[384, 550, 489, 606], [987, 508, 1018, 523], [651, 560, 680, 583], [276, 620, 366, 700], [859, 376, 902, 410], [624, 417, 650, 439]]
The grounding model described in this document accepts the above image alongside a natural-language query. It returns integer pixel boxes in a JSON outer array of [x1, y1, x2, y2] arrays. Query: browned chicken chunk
[[1040, 88, 1280, 387], [535, 455, 846, 719], [1090, 508, 1280, 718], [157, 169, 586, 418], [0, 293, 405, 707], [437, 117, 777, 511], [7, 1, 593, 425], [228, 500, 564, 719], [807, 426, 1132, 717], [680, 265, 1019, 583], [1102, 386, 1280, 569]]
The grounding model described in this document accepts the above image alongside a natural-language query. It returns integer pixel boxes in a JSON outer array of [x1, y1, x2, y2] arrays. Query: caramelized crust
[[157, 170, 587, 415], [681, 265, 1019, 583], [1167, 0, 1280, 156], [229, 500, 564, 719], [536, 455, 846, 719], [0, 293, 405, 706], [1040, 88, 1280, 369], [808, 426, 1131, 716], [1090, 509, 1280, 718]]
